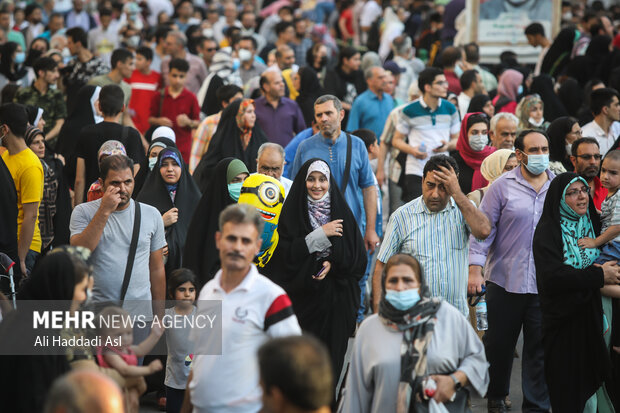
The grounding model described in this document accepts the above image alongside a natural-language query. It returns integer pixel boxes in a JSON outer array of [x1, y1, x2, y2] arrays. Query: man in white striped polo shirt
[[372, 155, 491, 315]]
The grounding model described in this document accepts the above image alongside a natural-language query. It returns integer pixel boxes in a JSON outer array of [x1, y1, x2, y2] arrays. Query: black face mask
[[318, 55, 328, 68]]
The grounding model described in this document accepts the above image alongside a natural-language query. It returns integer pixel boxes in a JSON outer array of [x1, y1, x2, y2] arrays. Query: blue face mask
[[524, 153, 549, 175], [385, 288, 421, 311], [228, 182, 243, 202], [517, 85, 523, 96], [14, 52, 25, 64], [454, 63, 463, 78], [148, 157, 157, 170]]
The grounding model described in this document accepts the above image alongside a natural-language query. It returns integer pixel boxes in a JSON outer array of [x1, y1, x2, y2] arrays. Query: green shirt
[[88, 74, 132, 107], [14, 84, 67, 135]]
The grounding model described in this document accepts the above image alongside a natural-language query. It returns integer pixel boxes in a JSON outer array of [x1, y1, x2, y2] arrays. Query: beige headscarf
[[480, 149, 515, 183]]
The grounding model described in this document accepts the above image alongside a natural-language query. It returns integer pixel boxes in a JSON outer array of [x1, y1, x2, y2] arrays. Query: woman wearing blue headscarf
[[534, 172, 619, 412]]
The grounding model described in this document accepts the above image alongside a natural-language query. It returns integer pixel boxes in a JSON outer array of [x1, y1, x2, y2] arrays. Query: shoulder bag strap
[[158, 88, 165, 117], [120, 202, 141, 303], [340, 133, 353, 194]]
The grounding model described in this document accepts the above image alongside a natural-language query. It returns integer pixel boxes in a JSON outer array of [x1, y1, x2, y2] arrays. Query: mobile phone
[[313, 265, 327, 279]]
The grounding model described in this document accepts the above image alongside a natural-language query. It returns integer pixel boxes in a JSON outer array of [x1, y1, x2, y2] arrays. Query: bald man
[[256, 142, 293, 195], [44, 370, 125, 413]]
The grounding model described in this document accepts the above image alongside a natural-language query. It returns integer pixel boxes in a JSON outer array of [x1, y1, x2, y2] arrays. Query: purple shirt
[[254, 96, 306, 147], [469, 167, 555, 294]]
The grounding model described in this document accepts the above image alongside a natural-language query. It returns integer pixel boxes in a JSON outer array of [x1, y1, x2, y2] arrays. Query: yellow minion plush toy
[[238, 174, 285, 267]]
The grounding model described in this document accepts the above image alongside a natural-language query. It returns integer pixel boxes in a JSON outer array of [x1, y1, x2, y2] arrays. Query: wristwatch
[[450, 373, 463, 391]]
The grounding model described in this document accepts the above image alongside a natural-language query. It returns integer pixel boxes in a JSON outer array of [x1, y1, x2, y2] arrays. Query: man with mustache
[[182, 204, 301, 413], [570, 137, 607, 210], [70, 154, 166, 323]]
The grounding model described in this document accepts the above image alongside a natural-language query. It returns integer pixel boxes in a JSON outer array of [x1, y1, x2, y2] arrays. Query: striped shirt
[[377, 196, 470, 315], [396, 97, 460, 177], [190, 112, 221, 174]]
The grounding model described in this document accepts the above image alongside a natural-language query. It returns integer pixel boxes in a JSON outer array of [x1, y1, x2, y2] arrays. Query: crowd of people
[[0, 0, 620, 412]]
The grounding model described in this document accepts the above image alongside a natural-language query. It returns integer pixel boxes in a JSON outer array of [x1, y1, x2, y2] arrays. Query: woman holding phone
[[265, 159, 367, 387]]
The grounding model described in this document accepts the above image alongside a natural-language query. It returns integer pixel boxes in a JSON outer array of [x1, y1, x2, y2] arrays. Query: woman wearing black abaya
[[193, 99, 268, 193], [529, 74, 567, 122], [133, 133, 177, 198], [137, 147, 201, 277], [533, 173, 617, 413], [56, 85, 100, 186], [540, 28, 577, 79], [566, 35, 612, 87], [264, 159, 367, 384], [184, 158, 249, 286], [296, 66, 324, 127], [0, 246, 91, 413]]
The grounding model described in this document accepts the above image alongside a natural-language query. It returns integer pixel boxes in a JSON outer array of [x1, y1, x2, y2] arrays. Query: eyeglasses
[[575, 154, 602, 160], [259, 165, 282, 174], [565, 187, 590, 197], [433, 81, 448, 86], [204, 47, 216, 52]]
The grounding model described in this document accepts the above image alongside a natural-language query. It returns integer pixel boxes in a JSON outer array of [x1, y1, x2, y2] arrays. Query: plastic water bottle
[[475, 295, 488, 331], [419, 142, 427, 153]]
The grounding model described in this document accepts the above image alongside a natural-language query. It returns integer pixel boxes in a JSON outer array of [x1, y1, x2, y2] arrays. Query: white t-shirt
[[189, 266, 301, 413], [581, 120, 620, 155], [457, 92, 471, 118]]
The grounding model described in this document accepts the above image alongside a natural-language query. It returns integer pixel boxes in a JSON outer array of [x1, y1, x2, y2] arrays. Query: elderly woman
[[533, 173, 619, 413], [340, 253, 489, 413], [467, 149, 517, 207]]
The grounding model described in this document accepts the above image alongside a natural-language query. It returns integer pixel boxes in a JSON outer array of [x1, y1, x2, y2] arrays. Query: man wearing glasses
[[390, 67, 460, 202], [255, 143, 293, 196], [571, 137, 607, 210]]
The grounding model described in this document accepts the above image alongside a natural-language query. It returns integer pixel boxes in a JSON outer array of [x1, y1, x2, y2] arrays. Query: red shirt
[[127, 70, 162, 134], [444, 70, 462, 95], [592, 176, 608, 211], [150, 87, 200, 163]]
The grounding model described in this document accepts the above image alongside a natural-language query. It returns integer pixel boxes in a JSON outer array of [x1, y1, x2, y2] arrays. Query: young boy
[[148, 58, 200, 163], [127, 46, 162, 135]]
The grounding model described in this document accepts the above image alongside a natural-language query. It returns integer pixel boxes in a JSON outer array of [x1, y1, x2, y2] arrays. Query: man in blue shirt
[[291, 95, 379, 251], [346, 67, 394, 140]]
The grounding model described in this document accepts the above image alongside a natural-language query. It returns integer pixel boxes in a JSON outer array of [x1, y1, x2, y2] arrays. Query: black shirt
[[75, 121, 145, 199]]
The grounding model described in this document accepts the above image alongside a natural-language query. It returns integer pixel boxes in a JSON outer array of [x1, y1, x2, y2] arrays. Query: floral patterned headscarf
[[235, 99, 254, 149]]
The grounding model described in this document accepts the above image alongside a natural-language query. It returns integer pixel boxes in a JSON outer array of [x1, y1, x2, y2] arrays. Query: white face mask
[[469, 134, 488, 151], [529, 116, 544, 127], [565, 143, 572, 155], [238, 48, 252, 62]]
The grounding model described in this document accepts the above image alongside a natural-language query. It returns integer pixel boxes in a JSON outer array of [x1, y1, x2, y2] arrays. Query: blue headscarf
[[559, 176, 599, 268], [160, 149, 182, 199]]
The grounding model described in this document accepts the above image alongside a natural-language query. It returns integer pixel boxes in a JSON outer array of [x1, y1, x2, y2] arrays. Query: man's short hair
[[33, 56, 57, 77], [423, 154, 459, 178], [392, 34, 412, 56], [110, 48, 133, 69], [314, 94, 343, 112], [257, 142, 285, 160], [418, 67, 444, 93], [169, 58, 189, 73], [490, 112, 518, 132], [65, 27, 88, 48], [218, 203, 264, 235], [100, 154, 134, 181], [571, 137, 599, 157], [604, 149, 620, 163], [167, 30, 187, 47], [98, 84, 125, 117], [463, 43, 480, 64], [590, 88, 620, 116], [155, 26, 172, 43], [337, 46, 359, 67], [275, 21, 293, 36], [364, 66, 378, 80], [524, 22, 545, 37], [514, 129, 549, 152], [460, 69, 478, 91], [216, 84, 243, 105], [258, 335, 333, 411], [439, 46, 461, 68], [352, 128, 377, 150], [25, 3, 41, 18], [275, 44, 292, 59], [0, 103, 28, 137], [239, 35, 257, 51], [98, 7, 113, 17], [136, 46, 153, 61]]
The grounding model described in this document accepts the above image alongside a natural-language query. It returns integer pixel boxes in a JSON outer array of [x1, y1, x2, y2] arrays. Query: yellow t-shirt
[[2, 147, 44, 253]]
